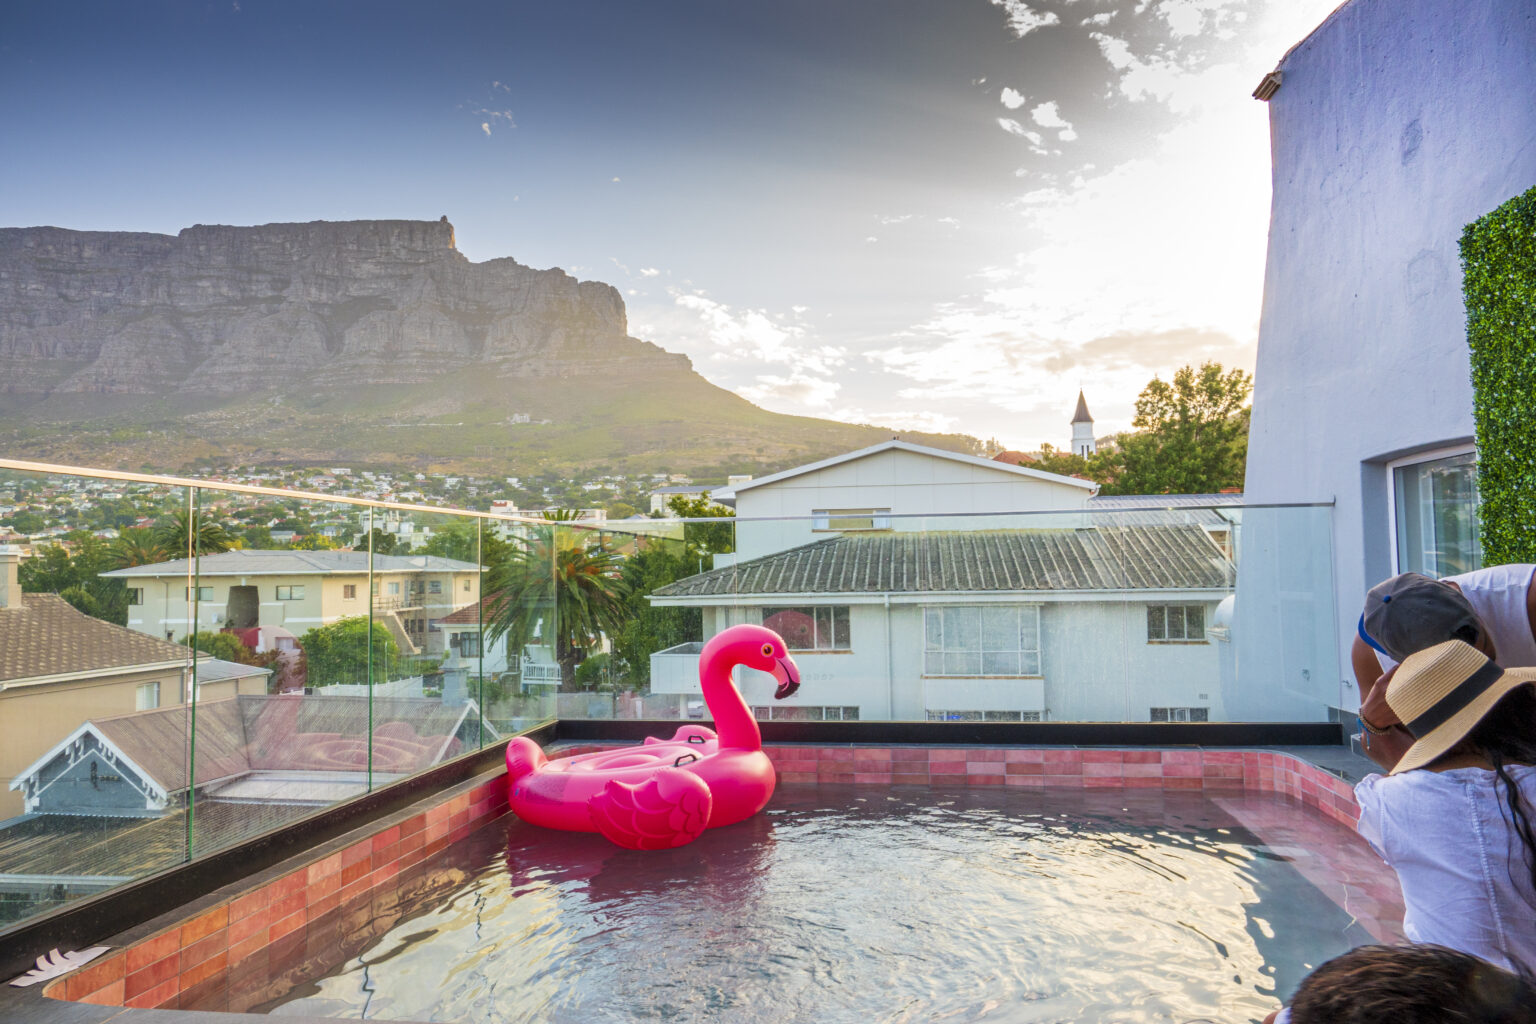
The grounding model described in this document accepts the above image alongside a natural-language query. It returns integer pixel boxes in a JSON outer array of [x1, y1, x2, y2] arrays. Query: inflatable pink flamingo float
[[505, 624, 800, 850]]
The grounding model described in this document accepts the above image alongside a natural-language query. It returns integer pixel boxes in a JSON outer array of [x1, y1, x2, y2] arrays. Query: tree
[[609, 542, 703, 689], [300, 616, 403, 687], [4, 511, 45, 535], [358, 528, 398, 556], [20, 533, 132, 626], [667, 495, 735, 559], [112, 528, 170, 568], [420, 519, 513, 567], [1103, 362, 1252, 495], [183, 630, 254, 664], [154, 506, 234, 557], [290, 533, 337, 550], [483, 524, 628, 691]]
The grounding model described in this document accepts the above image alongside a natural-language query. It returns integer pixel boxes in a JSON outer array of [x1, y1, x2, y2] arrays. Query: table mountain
[[0, 219, 972, 473]]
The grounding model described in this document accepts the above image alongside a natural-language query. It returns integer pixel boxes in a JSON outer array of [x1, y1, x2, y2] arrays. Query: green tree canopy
[[20, 533, 132, 625], [182, 630, 255, 664], [300, 616, 403, 687], [609, 542, 703, 690], [154, 506, 234, 557], [1107, 362, 1251, 495], [667, 494, 736, 557], [112, 528, 170, 568], [419, 519, 513, 566]]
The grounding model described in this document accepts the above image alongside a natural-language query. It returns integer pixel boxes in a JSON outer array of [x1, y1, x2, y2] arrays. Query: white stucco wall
[[1238, 0, 1536, 715], [732, 446, 1094, 560]]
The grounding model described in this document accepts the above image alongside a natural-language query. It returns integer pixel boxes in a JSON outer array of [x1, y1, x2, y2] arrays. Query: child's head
[[1288, 944, 1536, 1024]]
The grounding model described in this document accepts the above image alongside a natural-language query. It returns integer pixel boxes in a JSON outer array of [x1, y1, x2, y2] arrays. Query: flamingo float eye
[[761, 643, 774, 657]]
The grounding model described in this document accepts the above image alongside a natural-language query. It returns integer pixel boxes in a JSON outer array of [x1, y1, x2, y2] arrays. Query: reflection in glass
[[1394, 451, 1481, 578]]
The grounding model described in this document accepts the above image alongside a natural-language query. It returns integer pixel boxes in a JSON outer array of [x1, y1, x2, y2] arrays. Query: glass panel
[[982, 651, 1019, 675], [1394, 451, 1481, 578], [1147, 605, 1167, 640], [765, 607, 816, 651], [832, 607, 851, 649], [814, 606, 832, 649], [980, 607, 1016, 652]]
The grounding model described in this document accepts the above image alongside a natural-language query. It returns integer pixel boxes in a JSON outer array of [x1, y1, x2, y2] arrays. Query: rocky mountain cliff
[[0, 219, 973, 473]]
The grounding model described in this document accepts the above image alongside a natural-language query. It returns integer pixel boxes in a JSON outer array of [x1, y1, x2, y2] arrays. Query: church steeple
[[1071, 390, 1092, 425], [1070, 391, 1096, 457]]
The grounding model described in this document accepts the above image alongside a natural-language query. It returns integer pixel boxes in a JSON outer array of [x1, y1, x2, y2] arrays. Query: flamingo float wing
[[589, 768, 713, 850]]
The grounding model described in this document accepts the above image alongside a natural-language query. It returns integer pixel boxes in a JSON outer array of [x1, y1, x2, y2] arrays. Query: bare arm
[[1358, 664, 1414, 772], [1351, 635, 1387, 702]]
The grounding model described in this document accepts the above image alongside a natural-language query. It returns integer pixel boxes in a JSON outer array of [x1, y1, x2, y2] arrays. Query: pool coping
[[4, 742, 1377, 1023]]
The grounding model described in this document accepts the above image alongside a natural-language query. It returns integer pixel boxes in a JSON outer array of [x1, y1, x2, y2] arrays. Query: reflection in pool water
[[236, 785, 1373, 1023]]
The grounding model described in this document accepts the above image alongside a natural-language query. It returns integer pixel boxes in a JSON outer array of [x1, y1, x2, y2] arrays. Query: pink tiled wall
[[48, 745, 1359, 1009]]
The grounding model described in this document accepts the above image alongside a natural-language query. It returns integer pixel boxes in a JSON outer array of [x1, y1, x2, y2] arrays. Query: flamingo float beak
[[772, 657, 801, 700]]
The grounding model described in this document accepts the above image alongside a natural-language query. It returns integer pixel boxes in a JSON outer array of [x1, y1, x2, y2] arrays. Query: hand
[[1359, 663, 1402, 732]]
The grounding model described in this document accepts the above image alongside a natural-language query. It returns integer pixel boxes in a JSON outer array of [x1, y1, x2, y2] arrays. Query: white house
[[1232, 0, 1535, 720], [647, 441, 1239, 722]]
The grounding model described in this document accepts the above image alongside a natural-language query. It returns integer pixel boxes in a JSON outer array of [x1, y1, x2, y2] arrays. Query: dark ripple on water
[[262, 785, 1366, 1024]]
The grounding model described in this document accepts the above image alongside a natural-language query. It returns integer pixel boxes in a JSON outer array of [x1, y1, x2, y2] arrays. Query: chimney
[[0, 546, 22, 610]]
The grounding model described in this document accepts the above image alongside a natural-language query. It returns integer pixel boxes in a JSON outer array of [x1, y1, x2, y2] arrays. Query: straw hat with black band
[[1385, 639, 1536, 775]]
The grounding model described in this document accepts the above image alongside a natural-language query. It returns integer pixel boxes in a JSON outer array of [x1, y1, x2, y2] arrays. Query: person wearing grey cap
[[1353, 564, 1536, 761]]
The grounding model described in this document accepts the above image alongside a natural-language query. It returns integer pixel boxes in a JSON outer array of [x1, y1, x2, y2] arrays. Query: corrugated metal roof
[[652, 524, 1233, 599], [102, 549, 479, 578], [0, 595, 189, 684]]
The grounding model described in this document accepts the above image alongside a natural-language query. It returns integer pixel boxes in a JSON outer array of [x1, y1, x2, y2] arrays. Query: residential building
[[1234, 0, 1535, 720], [0, 547, 266, 817], [644, 444, 1237, 722], [650, 485, 713, 515], [102, 550, 480, 655]]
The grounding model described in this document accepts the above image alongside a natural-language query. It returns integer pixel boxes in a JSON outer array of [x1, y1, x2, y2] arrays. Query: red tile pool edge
[[46, 746, 1363, 1009]]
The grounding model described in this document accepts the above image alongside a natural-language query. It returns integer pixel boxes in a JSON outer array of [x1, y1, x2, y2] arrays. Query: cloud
[[481, 123, 490, 136], [611, 177, 621, 183], [1000, 87, 1027, 109], [639, 267, 660, 277], [832, 407, 961, 434], [1031, 101, 1071, 129], [989, 0, 1061, 37], [671, 291, 845, 373], [740, 371, 841, 408], [876, 213, 914, 225], [996, 118, 1044, 145]]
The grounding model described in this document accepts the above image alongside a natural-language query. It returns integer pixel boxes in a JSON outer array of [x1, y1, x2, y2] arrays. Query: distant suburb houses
[[647, 441, 1239, 724], [102, 550, 481, 655]]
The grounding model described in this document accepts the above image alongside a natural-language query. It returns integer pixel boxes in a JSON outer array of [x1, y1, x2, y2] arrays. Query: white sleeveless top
[[1447, 563, 1536, 667]]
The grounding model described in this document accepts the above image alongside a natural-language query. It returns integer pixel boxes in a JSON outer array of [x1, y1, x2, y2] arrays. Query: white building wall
[[732, 448, 1093, 559], [685, 596, 1224, 722], [1237, 0, 1535, 717]]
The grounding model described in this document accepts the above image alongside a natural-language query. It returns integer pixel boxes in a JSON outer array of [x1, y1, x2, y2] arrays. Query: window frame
[[135, 681, 160, 711], [760, 605, 852, 652], [275, 585, 305, 601], [342, 583, 357, 600], [811, 507, 892, 532], [1146, 603, 1208, 644], [184, 585, 214, 602], [1149, 706, 1209, 722], [126, 587, 143, 606], [922, 604, 1042, 677], [1386, 444, 1481, 579]]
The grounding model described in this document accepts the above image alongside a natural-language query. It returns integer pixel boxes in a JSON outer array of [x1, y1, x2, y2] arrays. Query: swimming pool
[[205, 785, 1376, 1023]]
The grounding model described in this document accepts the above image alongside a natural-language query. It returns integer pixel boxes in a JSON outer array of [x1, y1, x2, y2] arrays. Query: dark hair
[[1288, 944, 1536, 1024], [1432, 683, 1536, 895]]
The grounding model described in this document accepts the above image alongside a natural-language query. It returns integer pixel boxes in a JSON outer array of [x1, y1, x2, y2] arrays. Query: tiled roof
[[437, 598, 492, 625], [102, 549, 480, 578], [0, 595, 189, 684], [651, 525, 1233, 599]]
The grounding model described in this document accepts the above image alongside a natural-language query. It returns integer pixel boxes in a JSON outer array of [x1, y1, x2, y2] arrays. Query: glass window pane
[[1395, 452, 1481, 578], [1185, 605, 1205, 638], [1021, 650, 1040, 676], [764, 607, 815, 650], [1020, 606, 1039, 652], [815, 607, 832, 648], [945, 651, 980, 675], [982, 651, 1019, 675], [925, 609, 942, 650], [946, 607, 980, 650], [980, 607, 1016, 651], [832, 607, 850, 649], [1147, 606, 1166, 640], [1167, 606, 1186, 639], [924, 651, 944, 675]]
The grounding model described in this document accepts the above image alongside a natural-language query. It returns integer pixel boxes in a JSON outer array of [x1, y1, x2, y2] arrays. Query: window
[[185, 586, 213, 602], [387, 581, 400, 596], [343, 584, 357, 600], [750, 705, 859, 721], [126, 587, 143, 606], [1392, 449, 1481, 578], [135, 682, 160, 711], [923, 605, 1040, 676], [428, 579, 442, 595], [456, 632, 482, 657], [1147, 604, 1206, 642], [812, 508, 891, 531], [1150, 706, 1209, 722], [926, 710, 1042, 722], [761, 606, 850, 651], [276, 585, 305, 601], [463, 579, 471, 592]]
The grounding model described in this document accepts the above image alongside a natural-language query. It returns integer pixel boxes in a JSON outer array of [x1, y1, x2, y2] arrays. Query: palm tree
[[154, 506, 234, 557], [484, 521, 629, 692], [111, 527, 170, 568]]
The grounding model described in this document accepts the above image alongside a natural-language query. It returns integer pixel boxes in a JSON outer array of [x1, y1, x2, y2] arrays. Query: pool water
[[227, 786, 1375, 1023]]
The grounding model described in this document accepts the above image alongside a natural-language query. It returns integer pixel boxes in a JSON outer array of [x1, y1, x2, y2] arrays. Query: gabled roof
[[725, 441, 1098, 497], [103, 549, 480, 578], [651, 524, 1232, 601], [437, 598, 493, 625], [0, 594, 190, 685]]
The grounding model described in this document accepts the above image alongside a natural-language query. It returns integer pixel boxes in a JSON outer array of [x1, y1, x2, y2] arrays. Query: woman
[[1353, 639, 1536, 974]]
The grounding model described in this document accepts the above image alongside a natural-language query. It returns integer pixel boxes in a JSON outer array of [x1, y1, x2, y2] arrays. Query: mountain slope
[[0, 219, 973, 473]]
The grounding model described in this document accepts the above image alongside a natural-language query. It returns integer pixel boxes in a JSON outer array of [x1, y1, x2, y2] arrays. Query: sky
[[0, 0, 1342, 451]]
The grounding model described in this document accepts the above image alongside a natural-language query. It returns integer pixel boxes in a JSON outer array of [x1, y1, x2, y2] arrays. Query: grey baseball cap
[[1359, 572, 1481, 662]]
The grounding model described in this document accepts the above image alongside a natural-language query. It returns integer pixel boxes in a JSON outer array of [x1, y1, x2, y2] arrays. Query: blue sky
[[1, 0, 1341, 450]]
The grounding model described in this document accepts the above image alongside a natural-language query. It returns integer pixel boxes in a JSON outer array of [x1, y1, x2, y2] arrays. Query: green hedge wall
[[1461, 184, 1536, 565]]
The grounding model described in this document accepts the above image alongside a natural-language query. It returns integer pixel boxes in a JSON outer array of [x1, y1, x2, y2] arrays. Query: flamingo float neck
[[698, 632, 763, 750]]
